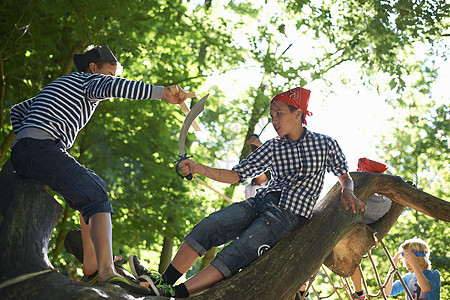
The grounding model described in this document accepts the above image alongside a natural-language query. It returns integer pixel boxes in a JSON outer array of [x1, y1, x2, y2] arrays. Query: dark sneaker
[[153, 283, 176, 297], [82, 265, 132, 284], [115, 265, 136, 281], [129, 255, 166, 295], [81, 272, 99, 284], [105, 275, 151, 295], [352, 293, 366, 300], [135, 279, 175, 297], [128, 255, 164, 283], [128, 255, 167, 286]]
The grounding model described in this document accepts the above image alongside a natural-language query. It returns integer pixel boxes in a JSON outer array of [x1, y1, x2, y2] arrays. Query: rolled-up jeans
[[184, 191, 301, 277], [10, 138, 113, 223]]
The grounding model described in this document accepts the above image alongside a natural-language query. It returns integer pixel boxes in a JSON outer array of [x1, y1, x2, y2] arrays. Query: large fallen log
[[0, 159, 448, 299]]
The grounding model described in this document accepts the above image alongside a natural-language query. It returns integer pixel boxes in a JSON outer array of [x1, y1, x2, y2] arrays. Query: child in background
[[384, 238, 441, 300], [350, 157, 392, 299]]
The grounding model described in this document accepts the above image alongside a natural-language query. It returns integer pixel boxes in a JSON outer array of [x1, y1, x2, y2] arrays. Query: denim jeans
[[185, 191, 301, 277], [11, 138, 113, 223]]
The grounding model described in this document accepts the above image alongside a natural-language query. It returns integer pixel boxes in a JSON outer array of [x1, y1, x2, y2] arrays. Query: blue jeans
[[185, 192, 301, 277], [10, 138, 113, 223]]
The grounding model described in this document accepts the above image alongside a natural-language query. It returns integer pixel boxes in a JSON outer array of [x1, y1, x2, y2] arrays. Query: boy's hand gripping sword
[[169, 85, 201, 131], [175, 94, 208, 180]]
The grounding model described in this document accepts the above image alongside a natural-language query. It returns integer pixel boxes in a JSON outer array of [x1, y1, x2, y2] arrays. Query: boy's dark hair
[[285, 103, 297, 112], [285, 102, 305, 124], [73, 44, 118, 72]]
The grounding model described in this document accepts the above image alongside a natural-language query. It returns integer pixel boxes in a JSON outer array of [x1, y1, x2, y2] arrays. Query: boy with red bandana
[[129, 87, 366, 297], [350, 158, 392, 299]]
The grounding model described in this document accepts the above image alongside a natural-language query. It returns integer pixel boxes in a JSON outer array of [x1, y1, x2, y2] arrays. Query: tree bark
[[0, 160, 152, 299], [0, 160, 62, 280], [1, 160, 448, 300]]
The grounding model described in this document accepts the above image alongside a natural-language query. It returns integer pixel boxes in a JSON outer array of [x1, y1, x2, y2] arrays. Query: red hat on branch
[[357, 157, 388, 173], [271, 87, 312, 125]]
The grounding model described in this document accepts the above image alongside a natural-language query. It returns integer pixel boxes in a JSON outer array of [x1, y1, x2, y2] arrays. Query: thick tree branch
[[1, 165, 447, 299]]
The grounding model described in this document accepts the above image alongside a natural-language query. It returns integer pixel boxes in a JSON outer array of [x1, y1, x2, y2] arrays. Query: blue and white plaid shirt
[[232, 129, 348, 218]]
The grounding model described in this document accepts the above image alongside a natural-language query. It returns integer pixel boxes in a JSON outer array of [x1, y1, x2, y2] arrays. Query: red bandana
[[357, 158, 388, 173], [271, 87, 312, 125]]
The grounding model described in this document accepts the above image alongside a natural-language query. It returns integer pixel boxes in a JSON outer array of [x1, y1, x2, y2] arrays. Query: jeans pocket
[[72, 171, 108, 204], [11, 145, 31, 176]]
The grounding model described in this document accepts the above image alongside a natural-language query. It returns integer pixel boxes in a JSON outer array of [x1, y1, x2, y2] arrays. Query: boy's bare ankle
[[82, 265, 98, 276], [98, 269, 119, 283]]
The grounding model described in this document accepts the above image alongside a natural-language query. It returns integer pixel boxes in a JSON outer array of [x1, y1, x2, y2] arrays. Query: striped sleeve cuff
[[151, 85, 164, 100]]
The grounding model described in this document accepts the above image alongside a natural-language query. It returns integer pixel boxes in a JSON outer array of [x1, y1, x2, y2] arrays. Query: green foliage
[[0, 0, 246, 278], [375, 93, 449, 298], [0, 0, 448, 294], [380, 100, 449, 199]]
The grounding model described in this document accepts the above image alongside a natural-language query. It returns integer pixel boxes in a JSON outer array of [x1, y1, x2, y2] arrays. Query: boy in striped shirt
[[10, 44, 187, 294]]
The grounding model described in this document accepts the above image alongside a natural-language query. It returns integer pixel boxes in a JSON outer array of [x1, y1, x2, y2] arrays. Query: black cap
[[73, 44, 118, 72]]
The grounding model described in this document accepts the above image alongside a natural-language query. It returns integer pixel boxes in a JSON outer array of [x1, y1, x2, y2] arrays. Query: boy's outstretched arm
[[179, 159, 240, 184], [338, 173, 366, 213]]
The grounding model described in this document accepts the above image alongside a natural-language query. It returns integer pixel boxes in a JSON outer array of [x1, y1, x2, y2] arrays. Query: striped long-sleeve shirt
[[232, 129, 348, 218], [10, 72, 163, 149]]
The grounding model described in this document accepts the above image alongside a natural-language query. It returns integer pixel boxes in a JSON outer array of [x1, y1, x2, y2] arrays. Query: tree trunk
[[1, 160, 448, 299], [0, 160, 152, 299], [0, 160, 63, 279]]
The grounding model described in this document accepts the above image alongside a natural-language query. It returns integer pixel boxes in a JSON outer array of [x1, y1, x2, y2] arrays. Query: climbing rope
[[293, 232, 414, 299]]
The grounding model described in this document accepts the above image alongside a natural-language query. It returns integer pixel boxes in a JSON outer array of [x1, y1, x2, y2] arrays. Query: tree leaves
[[0, 1, 448, 291]]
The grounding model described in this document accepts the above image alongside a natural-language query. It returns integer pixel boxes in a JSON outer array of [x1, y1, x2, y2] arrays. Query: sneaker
[[105, 275, 151, 295], [81, 272, 99, 284], [352, 293, 366, 300], [115, 265, 136, 281], [82, 265, 132, 284], [135, 278, 175, 297], [152, 283, 176, 297], [129, 255, 166, 295]]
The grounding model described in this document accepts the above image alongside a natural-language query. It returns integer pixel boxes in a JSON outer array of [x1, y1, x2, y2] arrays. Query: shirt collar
[[280, 127, 309, 145]]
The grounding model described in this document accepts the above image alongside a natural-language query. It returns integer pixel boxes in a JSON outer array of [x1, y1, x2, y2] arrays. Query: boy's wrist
[[154, 86, 164, 100], [341, 187, 353, 193]]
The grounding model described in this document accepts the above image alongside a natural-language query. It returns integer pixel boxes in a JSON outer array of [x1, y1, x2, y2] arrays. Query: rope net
[[292, 232, 414, 300]]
